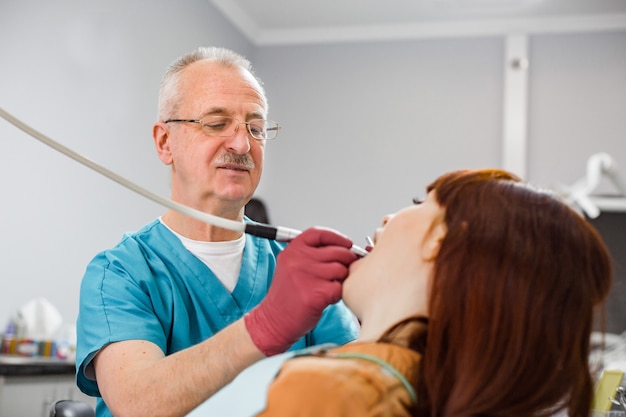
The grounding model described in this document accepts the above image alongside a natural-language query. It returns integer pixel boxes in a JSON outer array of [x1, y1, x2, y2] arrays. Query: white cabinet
[[0, 374, 96, 417]]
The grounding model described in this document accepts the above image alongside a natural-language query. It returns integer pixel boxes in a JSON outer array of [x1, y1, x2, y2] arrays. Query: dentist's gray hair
[[157, 47, 266, 121]]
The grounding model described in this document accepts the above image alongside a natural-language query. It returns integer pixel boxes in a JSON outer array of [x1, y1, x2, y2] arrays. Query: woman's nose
[[381, 214, 394, 226]]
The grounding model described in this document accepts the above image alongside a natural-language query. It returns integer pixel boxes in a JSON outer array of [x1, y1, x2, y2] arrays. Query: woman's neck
[[357, 315, 428, 349], [355, 279, 428, 344]]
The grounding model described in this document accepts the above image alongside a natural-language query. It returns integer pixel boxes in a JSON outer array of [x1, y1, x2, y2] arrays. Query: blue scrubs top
[[75, 220, 358, 414]]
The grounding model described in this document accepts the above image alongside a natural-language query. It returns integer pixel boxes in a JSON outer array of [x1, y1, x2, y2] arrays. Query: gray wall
[[254, 39, 504, 241], [1, 0, 625, 332], [254, 33, 626, 242], [0, 0, 252, 330]]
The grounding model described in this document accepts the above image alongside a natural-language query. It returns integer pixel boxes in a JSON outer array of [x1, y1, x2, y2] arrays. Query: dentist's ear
[[422, 220, 447, 262], [153, 122, 173, 165]]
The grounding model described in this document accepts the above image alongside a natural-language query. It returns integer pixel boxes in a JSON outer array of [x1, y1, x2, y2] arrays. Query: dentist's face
[[155, 61, 267, 209]]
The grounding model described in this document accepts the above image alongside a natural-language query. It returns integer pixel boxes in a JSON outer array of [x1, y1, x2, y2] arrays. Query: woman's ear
[[153, 122, 173, 165], [422, 220, 447, 262]]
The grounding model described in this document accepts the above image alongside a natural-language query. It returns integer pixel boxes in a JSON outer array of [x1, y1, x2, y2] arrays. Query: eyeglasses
[[164, 116, 280, 141]]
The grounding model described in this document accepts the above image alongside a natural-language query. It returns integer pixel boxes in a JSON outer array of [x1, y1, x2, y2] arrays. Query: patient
[[190, 168, 613, 417]]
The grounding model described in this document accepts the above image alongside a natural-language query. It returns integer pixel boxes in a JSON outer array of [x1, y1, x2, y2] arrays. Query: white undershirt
[[159, 218, 245, 292]]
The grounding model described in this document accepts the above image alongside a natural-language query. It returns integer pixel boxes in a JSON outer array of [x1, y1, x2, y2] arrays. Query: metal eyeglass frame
[[164, 116, 280, 141]]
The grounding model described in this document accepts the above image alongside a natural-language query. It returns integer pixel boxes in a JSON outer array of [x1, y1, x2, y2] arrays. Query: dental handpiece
[[0, 107, 368, 257], [246, 223, 369, 257]]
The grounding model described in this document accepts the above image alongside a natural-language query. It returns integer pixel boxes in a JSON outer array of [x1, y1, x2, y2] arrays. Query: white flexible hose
[[0, 107, 245, 233]]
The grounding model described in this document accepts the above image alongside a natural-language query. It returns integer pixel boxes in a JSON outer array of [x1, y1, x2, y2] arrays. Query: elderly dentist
[[75, 46, 359, 417]]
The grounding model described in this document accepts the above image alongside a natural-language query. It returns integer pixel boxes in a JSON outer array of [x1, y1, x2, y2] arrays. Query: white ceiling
[[209, 0, 626, 45]]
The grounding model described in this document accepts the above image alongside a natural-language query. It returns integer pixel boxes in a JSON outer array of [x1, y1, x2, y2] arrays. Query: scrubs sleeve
[[76, 249, 170, 396], [307, 301, 359, 347]]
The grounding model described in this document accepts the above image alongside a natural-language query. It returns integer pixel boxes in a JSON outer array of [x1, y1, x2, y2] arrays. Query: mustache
[[214, 152, 256, 169]]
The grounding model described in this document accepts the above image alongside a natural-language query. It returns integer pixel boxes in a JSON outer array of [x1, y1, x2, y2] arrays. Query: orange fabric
[[255, 342, 422, 417]]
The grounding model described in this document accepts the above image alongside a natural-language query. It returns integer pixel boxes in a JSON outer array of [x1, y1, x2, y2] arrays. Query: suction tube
[[0, 107, 245, 234], [0, 107, 368, 255]]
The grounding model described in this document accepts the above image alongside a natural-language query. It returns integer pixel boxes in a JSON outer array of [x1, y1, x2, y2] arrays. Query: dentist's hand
[[244, 227, 358, 356]]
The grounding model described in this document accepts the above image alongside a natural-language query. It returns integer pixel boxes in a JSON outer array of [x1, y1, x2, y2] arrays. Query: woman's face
[[342, 191, 446, 318]]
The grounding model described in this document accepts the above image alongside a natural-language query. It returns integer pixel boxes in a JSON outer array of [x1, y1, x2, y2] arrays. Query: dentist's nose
[[225, 123, 251, 154]]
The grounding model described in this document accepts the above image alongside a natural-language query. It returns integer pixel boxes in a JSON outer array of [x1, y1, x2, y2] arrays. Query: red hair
[[419, 169, 612, 417]]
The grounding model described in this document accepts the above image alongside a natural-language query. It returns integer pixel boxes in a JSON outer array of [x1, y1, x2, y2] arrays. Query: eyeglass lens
[[201, 116, 278, 140]]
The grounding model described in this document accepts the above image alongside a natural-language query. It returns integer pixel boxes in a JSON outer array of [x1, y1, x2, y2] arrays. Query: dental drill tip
[[351, 244, 369, 257]]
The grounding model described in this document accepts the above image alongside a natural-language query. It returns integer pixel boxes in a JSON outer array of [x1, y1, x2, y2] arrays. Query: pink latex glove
[[244, 227, 358, 356]]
